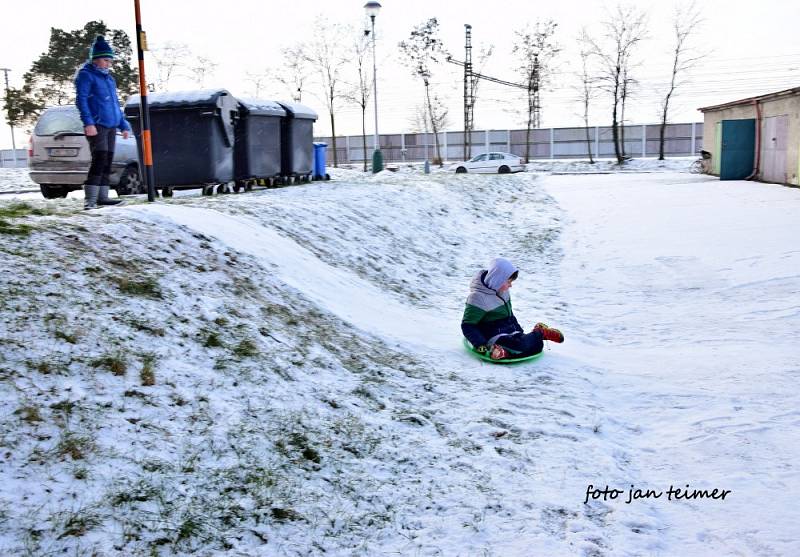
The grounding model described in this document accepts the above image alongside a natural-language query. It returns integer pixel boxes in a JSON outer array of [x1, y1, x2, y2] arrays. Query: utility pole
[[0, 68, 18, 167], [447, 26, 527, 160], [462, 24, 474, 160]]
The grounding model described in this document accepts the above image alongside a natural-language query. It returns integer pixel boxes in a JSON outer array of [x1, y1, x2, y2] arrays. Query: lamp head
[[363, 1, 381, 18]]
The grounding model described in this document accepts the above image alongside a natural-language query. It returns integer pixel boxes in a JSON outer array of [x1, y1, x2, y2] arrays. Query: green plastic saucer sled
[[463, 338, 544, 364]]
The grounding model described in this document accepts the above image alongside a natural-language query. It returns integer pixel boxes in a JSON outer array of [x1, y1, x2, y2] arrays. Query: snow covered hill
[[1, 166, 798, 556]]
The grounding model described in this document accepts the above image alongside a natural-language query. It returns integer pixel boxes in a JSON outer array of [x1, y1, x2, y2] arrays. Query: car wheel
[[455, 167, 467, 174], [116, 165, 143, 195], [40, 185, 70, 199], [498, 165, 511, 174]]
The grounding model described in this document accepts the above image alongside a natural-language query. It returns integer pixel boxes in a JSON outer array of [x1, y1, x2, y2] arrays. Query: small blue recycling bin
[[313, 142, 329, 180]]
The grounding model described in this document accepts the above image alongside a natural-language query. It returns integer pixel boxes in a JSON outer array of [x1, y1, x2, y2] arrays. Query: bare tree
[[399, 18, 448, 166], [150, 41, 191, 91], [588, 5, 648, 164], [272, 44, 310, 103], [244, 70, 269, 98], [428, 91, 450, 144], [189, 55, 217, 88], [408, 103, 430, 134], [305, 17, 351, 167], [512, 20, 560, 163], [342, 31, 372, 171], [575, 29, 598, 163], [658, 1, 703, 160], [407, 99, 449, 162], [619, 62, 636, 157]]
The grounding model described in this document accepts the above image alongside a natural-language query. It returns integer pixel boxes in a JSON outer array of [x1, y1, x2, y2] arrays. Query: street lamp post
[[364, 1, 382, 173], [0, 68, 18, 168]]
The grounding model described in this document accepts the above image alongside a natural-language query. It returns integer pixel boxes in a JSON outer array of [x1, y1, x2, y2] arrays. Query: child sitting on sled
[[461, 257, 564, 360]]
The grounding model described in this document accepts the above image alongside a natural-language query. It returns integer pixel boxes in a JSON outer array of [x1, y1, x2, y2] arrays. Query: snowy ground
[[0, 161, 798, 556]]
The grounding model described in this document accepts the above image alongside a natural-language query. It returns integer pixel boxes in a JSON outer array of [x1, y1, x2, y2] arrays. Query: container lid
[[276, 101, 318, 121], [237, 97, 287, 117], [126, 89, 234, 110]]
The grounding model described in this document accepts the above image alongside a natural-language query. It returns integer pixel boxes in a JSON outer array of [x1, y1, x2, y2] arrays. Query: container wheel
[[161, 187, 174, 198], [202, 185, 214, 196]]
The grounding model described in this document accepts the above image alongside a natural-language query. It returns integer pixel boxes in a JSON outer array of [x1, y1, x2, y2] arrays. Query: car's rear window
[[34, 108, 84, 136]]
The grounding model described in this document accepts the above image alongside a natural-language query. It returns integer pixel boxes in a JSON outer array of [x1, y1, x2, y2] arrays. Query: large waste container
[[234, 98, 286, 184], [125, 89, 238, 187], [276, 101, 317, 181]]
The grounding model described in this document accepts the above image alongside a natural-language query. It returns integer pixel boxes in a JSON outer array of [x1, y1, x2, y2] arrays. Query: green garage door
[[720, 119, 755, 180]]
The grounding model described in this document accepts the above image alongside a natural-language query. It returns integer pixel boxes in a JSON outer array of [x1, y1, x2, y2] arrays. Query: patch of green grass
[[110, 481, 161, 506], [202, 331, 224, 348], [0, 202, 57, 218], [91, 353, 128, 376], [232, 338, 259, 358], [128, 317, 166, 336], [14, 405, 43, 424], [57, 508, 102, 539], [0, 202, 59, 236], [124, 389, 148, 399], [276, 431, 322, 464], [26, 357, 67, 375], [117, 276, 163, 299], [56, 431, 95, 461], [0, 218, 33, 236], [54, 330, 78, 344], [50, 399, 77, 417], [176, 515, 202, 542], [140, 354, 157, 386], [301, 446, 321, 463], [271, 507, 303, 522], [108, 256, 140, 270]]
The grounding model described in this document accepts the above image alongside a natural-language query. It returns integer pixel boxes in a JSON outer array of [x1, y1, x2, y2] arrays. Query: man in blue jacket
[[75, 36, 132, 209]]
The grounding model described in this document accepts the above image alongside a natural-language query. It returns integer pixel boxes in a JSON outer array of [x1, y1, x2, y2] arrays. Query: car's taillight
[[27, 136, 33, 158]]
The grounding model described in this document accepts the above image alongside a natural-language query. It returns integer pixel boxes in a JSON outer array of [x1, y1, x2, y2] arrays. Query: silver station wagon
[[28, 106, 142, 199]]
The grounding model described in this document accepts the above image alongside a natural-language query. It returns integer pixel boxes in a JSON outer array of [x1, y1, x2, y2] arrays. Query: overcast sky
[[1, 0, 798, 149]]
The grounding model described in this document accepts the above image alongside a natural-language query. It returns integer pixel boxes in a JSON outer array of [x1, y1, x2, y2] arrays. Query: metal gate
[[760, 115, 789, 184], [720, 119, 755, 180]]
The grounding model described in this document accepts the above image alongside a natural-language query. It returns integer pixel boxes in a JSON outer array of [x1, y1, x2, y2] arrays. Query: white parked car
[[451, 152, 526, 174]]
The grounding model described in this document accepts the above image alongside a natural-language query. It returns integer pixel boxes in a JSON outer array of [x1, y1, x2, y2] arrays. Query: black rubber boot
[[83, 185, 99, 210], [97, 185, 124, 206]]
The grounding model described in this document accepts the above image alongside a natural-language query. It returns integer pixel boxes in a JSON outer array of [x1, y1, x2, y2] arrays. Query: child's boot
[[533, 322, 564, 343], [490, 344, 508, 360]]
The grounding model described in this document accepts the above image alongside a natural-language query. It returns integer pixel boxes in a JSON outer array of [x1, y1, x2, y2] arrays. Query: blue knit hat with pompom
[[90, 36, 115, 59]]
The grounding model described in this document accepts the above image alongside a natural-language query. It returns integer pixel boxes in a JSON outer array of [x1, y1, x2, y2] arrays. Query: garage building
[[699, 86, 800, 185]]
